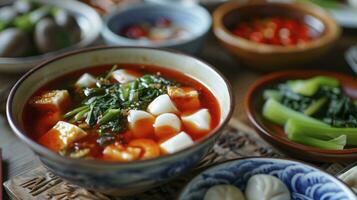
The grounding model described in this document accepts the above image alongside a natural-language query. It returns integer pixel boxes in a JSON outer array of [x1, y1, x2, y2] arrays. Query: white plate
[[328, 5, 357, 28], [0, 0, 102, 73]]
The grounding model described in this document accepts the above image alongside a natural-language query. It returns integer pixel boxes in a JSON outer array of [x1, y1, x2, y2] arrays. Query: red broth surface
[[23, 64, 220, 161]]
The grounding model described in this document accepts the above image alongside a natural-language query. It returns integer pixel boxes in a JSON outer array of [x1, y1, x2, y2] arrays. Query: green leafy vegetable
[[63, 66, 178, 145], [262, 75, 357, 150], [287, 76, 339, 96], [285, 119, 357, 146], [262, 98, 328, 126], [263, 89, 282, 101], [288, 132, 346, 150], [321, 86, 357, 128], [270, 78, 357, 128]]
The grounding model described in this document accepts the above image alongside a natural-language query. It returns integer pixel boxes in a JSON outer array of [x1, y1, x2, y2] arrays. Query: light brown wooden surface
[[0, 25, 356, 196]]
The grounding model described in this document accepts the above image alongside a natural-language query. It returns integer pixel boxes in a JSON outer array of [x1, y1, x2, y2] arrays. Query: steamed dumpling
[[204, 185, 245, 200], [338, 166, 357, 192], [245, 174, 290, 200]]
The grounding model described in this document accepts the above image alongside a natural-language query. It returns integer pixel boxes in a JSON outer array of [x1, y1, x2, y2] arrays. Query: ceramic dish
[[345, 45, 357, 74], [0, 0, 102, 73], [6, 46, 234, 196], [213, 1, 341, 70], [245, 70, 357, 162], [294, 0, 357, 28], [102, 3, 211, 54], [179, 157, 357, 200]]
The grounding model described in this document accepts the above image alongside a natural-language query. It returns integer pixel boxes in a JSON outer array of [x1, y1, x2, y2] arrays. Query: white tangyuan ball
[[245, 174, 291, 200], [204, 184, 246, 200]]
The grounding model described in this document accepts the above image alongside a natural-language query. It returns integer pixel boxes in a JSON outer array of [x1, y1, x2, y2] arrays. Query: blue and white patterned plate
[[179, 157, 357, 200]]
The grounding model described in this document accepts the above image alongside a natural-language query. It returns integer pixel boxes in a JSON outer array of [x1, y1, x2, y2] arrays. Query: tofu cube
[[39, 121, 87, 151], [75, 73, 96, 88], [30, 90, 71, 112], [147, 94, 179, 116], [103, 143, 142, 162], [154, 113, 181, 141], [167, 86, 199, 98], [181, 109, 211, 134], [128, 110, 155, 139], [167, 86, 200, 111], [112, 69, 141, 83], [54, 121, 87, 146], [160, 131, 194, 154]]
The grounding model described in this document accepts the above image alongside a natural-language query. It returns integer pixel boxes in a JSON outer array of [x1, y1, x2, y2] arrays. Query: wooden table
[[0, 25, 356, 197]]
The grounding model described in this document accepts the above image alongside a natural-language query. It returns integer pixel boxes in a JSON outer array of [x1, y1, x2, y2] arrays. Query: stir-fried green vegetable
[[262, 75, 357, 150], [262, 98, 328, 127], [63, 66, 178, 146], [285, 119, 357, 146], [287, 76, 339, 96], [264, 76, 357, 128], [288, 130, 346, 150]]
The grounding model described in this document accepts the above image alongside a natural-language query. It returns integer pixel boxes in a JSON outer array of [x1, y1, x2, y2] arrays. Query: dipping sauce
[[231, 17, 314, 46], [23, 64, 220, 162], [119, 17, 189, 42]]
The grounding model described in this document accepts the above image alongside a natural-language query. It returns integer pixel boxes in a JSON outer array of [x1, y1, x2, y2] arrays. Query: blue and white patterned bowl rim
[[179, 157, 357, 200]]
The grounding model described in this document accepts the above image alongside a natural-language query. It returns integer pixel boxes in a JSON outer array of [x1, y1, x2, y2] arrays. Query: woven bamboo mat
[[3, 119, 352, 200]]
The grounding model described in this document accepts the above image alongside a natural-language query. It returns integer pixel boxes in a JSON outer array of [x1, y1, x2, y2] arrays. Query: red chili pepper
[[231, 16, 313, 46], [156, 17, 172, 27], [121, 26, 147, 39], [249, 32, 265, 43]]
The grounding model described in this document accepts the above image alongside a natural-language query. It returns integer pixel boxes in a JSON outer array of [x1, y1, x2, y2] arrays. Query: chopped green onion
[[63, 105, 88, 119], [74, 107, 90, 121], [129, 81, 139, 102], [104, 65, 118, 80], [98, 109, 121, 125]]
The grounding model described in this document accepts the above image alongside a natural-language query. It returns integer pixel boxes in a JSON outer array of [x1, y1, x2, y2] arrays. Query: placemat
[[3, 119, 352, 200]]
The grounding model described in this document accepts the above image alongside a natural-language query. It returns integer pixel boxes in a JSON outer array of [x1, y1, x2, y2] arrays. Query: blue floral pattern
[[179, 158, 357, 200]]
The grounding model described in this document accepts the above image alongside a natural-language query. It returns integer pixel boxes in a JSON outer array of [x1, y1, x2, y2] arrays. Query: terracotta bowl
[[245, 70, 357, 162], [213, 1, 341, 71]]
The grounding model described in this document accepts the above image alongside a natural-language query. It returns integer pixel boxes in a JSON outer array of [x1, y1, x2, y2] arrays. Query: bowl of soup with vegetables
[[6, 46, 233, 195]]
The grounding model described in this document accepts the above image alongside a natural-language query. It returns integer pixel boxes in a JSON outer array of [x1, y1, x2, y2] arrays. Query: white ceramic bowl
[[7, 46, 234, 196], [102, 3, 211, 54], [0, 0, 102, 73], [179, 157, 357, 200]]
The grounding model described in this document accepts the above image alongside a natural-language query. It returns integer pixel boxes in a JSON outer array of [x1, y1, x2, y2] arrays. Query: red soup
[[23, 64, 220, 162]]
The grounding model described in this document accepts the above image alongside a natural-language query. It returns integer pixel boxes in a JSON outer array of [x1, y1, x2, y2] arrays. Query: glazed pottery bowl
[[345, 45, 357, 74], [245, 70, 357, 162], [213, 1, 341, 71], [102, 3, 211, 54], [0, 0, 102, 73], [6, 46, 233, 196], [179, 157, 357, 200]]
